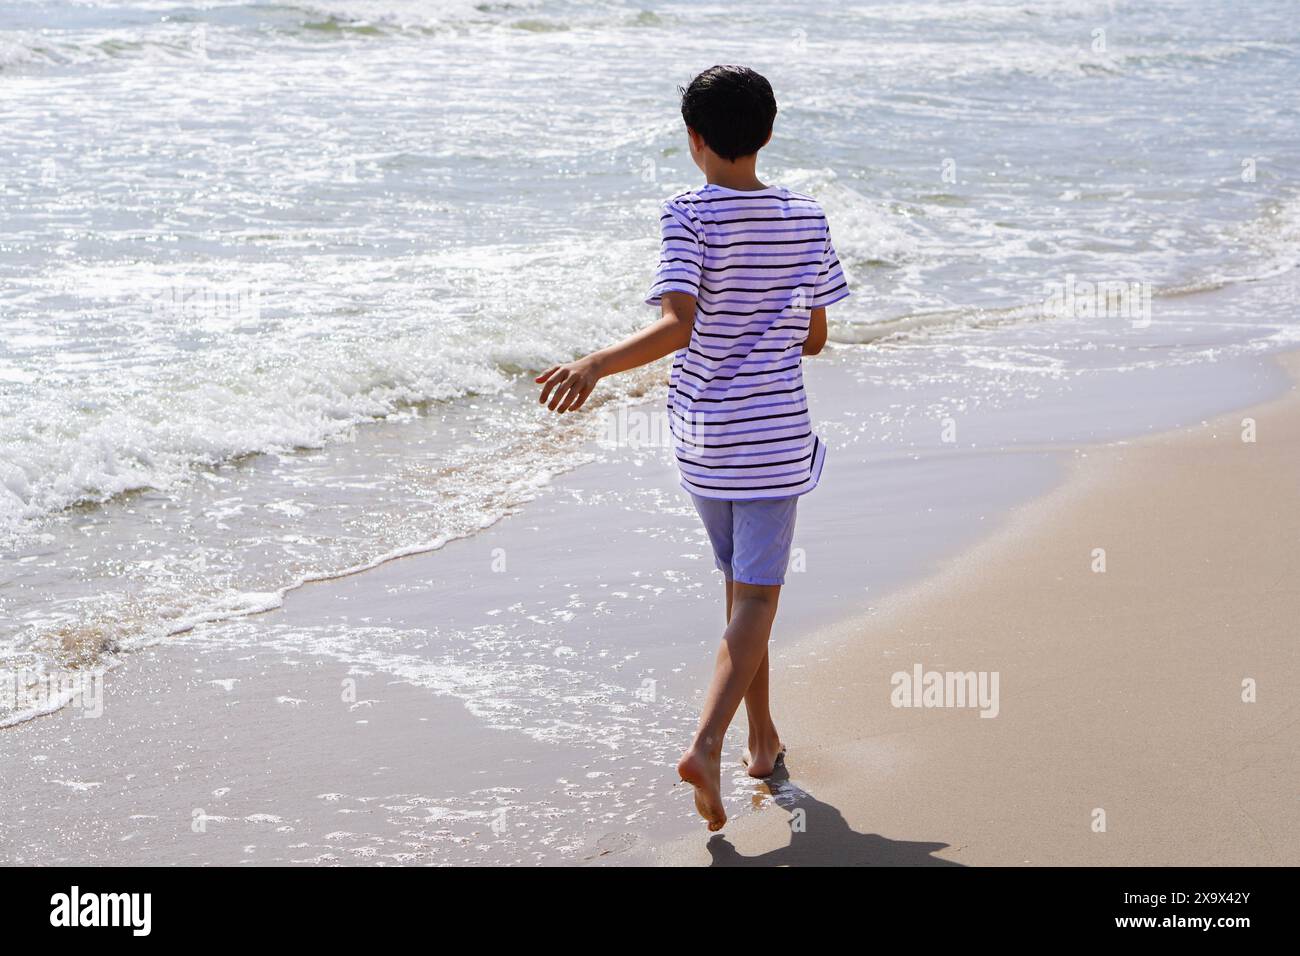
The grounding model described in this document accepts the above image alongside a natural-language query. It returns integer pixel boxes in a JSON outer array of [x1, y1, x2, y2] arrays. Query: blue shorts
[[690, 494, 799, 586]]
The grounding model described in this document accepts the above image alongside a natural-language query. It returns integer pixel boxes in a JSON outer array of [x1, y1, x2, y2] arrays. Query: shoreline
[[6, 260, 1296, 728], [2, 332, 1296, 864], [648, 352, 1300, 866]]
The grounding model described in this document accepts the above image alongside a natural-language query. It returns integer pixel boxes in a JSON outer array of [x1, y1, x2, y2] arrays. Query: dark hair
[[678, 65, 777, 162]]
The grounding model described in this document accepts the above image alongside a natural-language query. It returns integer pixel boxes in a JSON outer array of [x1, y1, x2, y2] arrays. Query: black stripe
[[707, 213, 827, 227], [677, 448, 814, 470], [678, 351, 801, 379], [686, 342, 799, 363], [682, 195, 820, 207], [673, 408, 807, 430], [670, 383, 805, 406], [696, 303, 784, 318], [695, 323, 807, 340], [660, 220, 700, 240], [812, 280, 847, 302], [697, 280, 813, 298], [677, 360, 802, 388], [705, 236, 824, 250], [678, 191, 785, 204], [670, 429, 812, 452], [699, 259, 823, 273], [683, 474, 812, 491]]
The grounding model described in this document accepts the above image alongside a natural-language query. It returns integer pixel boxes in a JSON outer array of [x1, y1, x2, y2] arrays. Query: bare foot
[[742, 735, 785, 778], [677, 747, 726, 831]]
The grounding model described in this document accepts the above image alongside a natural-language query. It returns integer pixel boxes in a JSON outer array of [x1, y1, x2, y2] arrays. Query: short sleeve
[[645, 199, 703, 306], [810, 226, 850, 309]]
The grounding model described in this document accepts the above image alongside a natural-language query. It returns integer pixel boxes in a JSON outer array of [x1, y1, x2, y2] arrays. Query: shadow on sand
[[706, 761, 964, 867]]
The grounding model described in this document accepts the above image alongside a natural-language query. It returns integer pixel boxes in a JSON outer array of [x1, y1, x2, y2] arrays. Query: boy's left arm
[[803, 307, 828, 356], [536, 290, 696, 413]]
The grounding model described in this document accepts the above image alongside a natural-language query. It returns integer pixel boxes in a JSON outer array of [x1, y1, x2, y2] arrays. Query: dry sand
[[651, 354, 1300, 867]]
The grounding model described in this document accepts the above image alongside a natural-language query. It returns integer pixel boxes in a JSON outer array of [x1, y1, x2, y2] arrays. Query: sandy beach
[[1, 339, 1295, 866], [653, 353, 1300, 867]]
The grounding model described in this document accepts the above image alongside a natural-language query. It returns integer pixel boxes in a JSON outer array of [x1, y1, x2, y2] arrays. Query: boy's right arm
[[535, 290, 696, 414]]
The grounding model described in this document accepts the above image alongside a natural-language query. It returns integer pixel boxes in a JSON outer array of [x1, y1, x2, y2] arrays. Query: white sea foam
[[0, 237, 652, 541]]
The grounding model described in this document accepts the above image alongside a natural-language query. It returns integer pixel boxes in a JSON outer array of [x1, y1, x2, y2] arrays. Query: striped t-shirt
[[645, 183, 850, 500]]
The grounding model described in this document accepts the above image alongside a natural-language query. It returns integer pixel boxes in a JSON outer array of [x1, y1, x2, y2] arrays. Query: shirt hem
[[678, 437, 826, 501]]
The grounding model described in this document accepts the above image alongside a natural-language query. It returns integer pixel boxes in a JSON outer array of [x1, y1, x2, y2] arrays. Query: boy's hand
[[534, 295, 694, 414], [536, 356, 603, 413]]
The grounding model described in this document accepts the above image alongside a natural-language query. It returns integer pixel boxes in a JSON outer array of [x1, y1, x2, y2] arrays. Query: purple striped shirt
[[645, 183, 850, 500]]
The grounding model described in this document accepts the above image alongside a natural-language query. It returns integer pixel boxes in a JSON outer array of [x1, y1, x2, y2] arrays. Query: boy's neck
[[703, 155, 767, 192]]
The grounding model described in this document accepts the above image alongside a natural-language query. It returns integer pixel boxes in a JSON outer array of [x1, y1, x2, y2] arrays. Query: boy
[[536, 65, 849, 831]]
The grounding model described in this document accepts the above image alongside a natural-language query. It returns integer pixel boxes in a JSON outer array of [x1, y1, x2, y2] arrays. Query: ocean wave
[[0, 328, 506, 538], [828, 264, 1298, 346], [5, 0, 1287, 84], [847, 0, 1124, 25], [829, 192, 1300, 344], [0, 0, 656, 74], [0, 227, 658, 541], [0, 28, 206, 70]]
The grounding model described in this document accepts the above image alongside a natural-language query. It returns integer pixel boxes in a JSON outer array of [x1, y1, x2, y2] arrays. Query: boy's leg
[[742, 646, 784, 777], [736, 498, 797, 777], [723, 580, 782, 776], [677, 581, 781, 830]]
